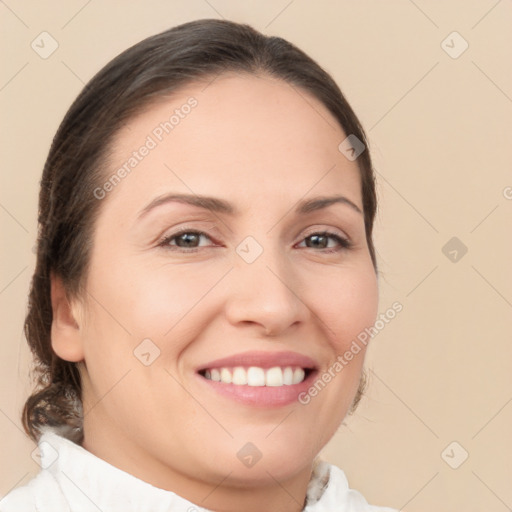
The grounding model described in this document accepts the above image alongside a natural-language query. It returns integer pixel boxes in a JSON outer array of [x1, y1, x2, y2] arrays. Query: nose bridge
[[225, 234, 308, 335]]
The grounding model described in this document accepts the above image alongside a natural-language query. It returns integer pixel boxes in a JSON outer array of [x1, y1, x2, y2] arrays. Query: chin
[[203, 431, 319, 486]]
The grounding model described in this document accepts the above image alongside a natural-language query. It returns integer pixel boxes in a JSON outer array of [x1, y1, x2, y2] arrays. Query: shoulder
[[1, 490, 40, 512], [1, 472, 41, 512], [1, 470, 68, 512], [0, 484, 34, 512], [0, 430, 73, 512]]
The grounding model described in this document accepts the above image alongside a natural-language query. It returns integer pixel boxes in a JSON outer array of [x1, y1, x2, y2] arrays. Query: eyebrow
[[136, 192, 363, 220]]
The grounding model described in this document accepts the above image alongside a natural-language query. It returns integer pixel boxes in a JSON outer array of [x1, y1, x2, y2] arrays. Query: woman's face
[[62, 74, 378, 495]]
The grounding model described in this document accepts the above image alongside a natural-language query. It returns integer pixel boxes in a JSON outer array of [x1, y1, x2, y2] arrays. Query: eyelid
[[300, 225, 351, 243], [155, 220, 217, 240]]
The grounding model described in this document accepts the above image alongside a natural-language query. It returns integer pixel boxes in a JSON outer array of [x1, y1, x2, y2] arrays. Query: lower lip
[[195, 370, 318, 407]]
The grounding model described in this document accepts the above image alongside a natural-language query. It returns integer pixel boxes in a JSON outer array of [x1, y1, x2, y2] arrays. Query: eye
[[158, 230, 215, 251], [157, 229, 352, 254], [297, 231, 352, 253]]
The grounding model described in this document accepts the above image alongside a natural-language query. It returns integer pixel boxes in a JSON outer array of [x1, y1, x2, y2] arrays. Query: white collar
[[9, 429, 395, 511]]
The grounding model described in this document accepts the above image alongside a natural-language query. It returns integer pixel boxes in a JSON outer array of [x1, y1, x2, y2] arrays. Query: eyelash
[[157, 229, 352, 254]]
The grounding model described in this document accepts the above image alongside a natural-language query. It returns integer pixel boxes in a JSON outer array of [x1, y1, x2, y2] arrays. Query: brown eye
[[299, 231, 352, 252], [159, 230, 213, 250]]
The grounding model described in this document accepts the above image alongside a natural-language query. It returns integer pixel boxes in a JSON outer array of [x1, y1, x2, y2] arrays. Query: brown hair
[[22, 18, 378, 444]]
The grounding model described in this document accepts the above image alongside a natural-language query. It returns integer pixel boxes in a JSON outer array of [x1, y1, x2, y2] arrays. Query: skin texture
[[50, 73, 379, 512]]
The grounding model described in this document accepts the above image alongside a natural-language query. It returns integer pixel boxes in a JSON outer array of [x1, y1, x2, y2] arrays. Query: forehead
[[104, 73, 362, 215]]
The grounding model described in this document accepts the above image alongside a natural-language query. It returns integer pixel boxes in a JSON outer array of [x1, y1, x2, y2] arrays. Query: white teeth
[[220, 368, 232, 384], [292, 368, 305, 385], [202, 366, 308, 386], [283, 367, 294, 385], [232, 367, 247, 385], [247, 367, 265, 386], [266, 367, 283, 387]]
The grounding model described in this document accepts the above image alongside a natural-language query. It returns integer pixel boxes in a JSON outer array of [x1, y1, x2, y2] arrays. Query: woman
[[1, 19, 398, 512]]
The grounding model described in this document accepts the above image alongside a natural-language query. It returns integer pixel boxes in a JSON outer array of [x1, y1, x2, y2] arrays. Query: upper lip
[[196, 350, 318, 372]]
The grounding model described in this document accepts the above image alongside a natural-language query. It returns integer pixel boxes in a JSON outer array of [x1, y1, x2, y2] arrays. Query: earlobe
[[50, 272, 85, 362]]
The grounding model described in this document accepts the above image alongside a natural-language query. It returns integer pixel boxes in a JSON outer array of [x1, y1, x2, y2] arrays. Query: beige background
[[1, 1, 511, 510]]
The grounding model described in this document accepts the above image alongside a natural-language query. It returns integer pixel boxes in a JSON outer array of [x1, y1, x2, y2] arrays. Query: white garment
[[1, 429, 397, 512]]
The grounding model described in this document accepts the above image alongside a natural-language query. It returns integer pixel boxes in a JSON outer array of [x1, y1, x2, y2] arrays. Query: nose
[[223, 244, 310, 338]]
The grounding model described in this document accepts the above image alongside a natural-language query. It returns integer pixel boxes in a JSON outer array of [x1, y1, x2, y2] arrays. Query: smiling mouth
[[198, 366, 314, 387]]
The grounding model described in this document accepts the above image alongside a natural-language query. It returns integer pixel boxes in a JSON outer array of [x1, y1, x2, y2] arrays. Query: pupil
[[179, 233, 198, 247], [308, 234, 327, 248]]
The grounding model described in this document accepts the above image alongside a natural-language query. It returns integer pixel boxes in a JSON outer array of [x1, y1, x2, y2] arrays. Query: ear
[[50, 272, 85, 362]]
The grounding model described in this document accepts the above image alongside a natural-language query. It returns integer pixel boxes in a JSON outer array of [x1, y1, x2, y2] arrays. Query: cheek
[[119, 264, 223, 339], [298, 267, 377, 443], [311, 264, 378, 350], [84, 259, 225, 372], [89, 253, 206, 330]]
